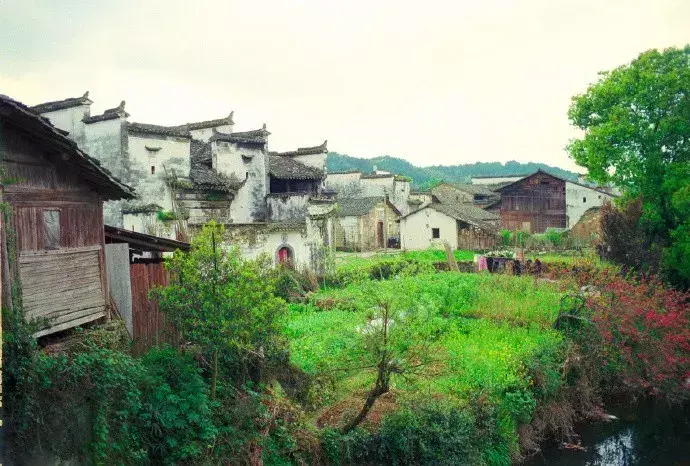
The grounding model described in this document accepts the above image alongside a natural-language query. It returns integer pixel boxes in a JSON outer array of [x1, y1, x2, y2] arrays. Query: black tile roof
[[271, 140, 327, 157], [127, 122, 191, 138], [188, 140, 241, 192], [269, 155, 324, 180], [209, 125, 270, 145], [30, 91, 92, 113], [175, 112, 234, 131], [83, 101, 129, 124], [0, 93, 134, 200], [360, 173, 394, 179], [336, 197, 397, 217], [402, 202, 499, 232]]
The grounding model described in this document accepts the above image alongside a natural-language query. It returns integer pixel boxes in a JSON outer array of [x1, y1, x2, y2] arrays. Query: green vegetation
[[287, 272, 566, 463], [327, 152, 579, 188], [568, 45, 690, 288], [5, 229, 687, 464]]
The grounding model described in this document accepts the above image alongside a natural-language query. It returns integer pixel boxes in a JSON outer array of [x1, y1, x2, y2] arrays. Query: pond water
[[524, 400, 690, 466]]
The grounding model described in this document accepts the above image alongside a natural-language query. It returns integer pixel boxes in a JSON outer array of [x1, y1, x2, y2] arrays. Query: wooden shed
[[104, 225, 189, 354], [0, 94, 134, 337]]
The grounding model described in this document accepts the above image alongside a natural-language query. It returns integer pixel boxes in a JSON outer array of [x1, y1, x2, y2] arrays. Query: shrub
[[322, 400, 506, 466]]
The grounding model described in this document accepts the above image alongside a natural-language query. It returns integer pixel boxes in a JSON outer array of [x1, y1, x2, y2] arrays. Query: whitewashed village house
[[31, 93, 335, 270], [400, 203, 500, 251], [325, 170, 412, 216], [334, 197, 401, 251]]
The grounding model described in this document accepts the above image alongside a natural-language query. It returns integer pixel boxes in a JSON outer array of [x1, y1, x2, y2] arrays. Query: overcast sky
[[1, 0, 688, 171]]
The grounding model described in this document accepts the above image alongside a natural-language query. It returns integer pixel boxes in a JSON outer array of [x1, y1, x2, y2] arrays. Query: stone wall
[[266, 193, 309, 221]]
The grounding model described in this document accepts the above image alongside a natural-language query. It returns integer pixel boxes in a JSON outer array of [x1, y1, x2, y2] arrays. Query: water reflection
[[524, 401, 690, 466]]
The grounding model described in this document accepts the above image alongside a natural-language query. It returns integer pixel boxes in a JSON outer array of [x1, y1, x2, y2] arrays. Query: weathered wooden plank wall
[[457, 228, 497, 250], [19, 247, 106, 337], [131, 262, 179, 355], [499, 172, 567, 233]]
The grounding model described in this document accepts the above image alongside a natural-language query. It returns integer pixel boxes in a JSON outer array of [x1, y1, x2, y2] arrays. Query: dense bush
[[6, 343, 216, 464], [552, 265, 690, 403], [323, 399, 510, 465]]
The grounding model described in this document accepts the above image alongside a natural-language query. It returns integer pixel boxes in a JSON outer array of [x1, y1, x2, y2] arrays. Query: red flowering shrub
[[553, 265, 690, 403]]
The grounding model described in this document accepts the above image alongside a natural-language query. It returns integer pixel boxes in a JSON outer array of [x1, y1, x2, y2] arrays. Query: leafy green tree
[[156, 221, 288, 398], [339, 286, 443, 434], [568, 46, 690, 287]]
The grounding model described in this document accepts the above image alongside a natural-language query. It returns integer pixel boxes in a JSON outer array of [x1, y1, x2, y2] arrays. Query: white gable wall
[[189, 124, 233, 142], [565, 182, 614, 228], [213, 141, 268, 222], [400, 207, 458, 250], [39, 105, 90, 144]]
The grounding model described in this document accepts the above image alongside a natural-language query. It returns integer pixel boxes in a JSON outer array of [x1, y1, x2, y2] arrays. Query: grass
[[336, 248, 476, 271], [286, 272, 564, 403], [283, 263, 577, 462]]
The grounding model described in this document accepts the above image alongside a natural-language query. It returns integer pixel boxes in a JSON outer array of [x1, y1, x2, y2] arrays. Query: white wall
[[225, 226, 314, 270], [213, 140, 268, 222], [266, 194, 309, 221], [127, 134, 191, 216], [391, 179, 411, 215], [565, 182, 614, 228], [39, 105, 90, 143], [292, 153, 326, 171], [338, 216, 360, 247], [189, 123, 233, 142], [400, 207, 458, 250], [471, 176, 523, 185]]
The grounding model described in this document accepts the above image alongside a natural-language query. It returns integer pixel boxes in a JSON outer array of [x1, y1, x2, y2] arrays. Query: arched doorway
[[276, 245, 294, 266]]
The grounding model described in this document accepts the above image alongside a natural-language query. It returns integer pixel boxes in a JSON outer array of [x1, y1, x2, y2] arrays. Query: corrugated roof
[[1, 94, 134, 200], [30, 91, 92, 113], [269, 155, 324, 180]]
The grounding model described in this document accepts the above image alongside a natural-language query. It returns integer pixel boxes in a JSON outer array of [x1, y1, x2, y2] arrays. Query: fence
[[130, 262, 179, 355]]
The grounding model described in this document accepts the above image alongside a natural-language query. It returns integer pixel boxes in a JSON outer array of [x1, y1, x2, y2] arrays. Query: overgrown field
[[286, 272, 568, 463]]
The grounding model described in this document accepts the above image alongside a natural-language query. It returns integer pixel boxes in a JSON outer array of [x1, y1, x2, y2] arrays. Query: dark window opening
[[151, 166, 155, 175], [583, 197, 587, 203], [246, 172, 250, 180], [269, 177, 318, 194], [44, 210, 60, 250], [432, 227, 440, 239]]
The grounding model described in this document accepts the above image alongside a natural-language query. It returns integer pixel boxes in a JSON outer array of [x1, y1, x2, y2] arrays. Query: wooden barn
[[496, 170, 567, 233], [0, 94, 134, 337], [496, 170, 615, 233]]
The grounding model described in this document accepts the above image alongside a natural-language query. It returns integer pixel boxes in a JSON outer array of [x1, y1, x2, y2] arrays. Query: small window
[[151, 166, 156, 175], [44, 210, 60, 250], [246, 172, 250, 180], [583, 197, 587, 203], [432, 228, 440, 239]]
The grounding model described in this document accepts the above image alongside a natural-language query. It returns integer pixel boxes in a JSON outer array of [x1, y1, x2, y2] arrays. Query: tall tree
[[156, 222, 288, 397], [568, 46, 690, 286]]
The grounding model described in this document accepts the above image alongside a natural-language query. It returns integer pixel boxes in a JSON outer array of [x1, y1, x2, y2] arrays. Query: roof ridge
[[30, 91, 92, 113]]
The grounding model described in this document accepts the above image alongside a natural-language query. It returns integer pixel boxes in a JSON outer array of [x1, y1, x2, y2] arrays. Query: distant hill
[[327, 153, 579, 189]]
